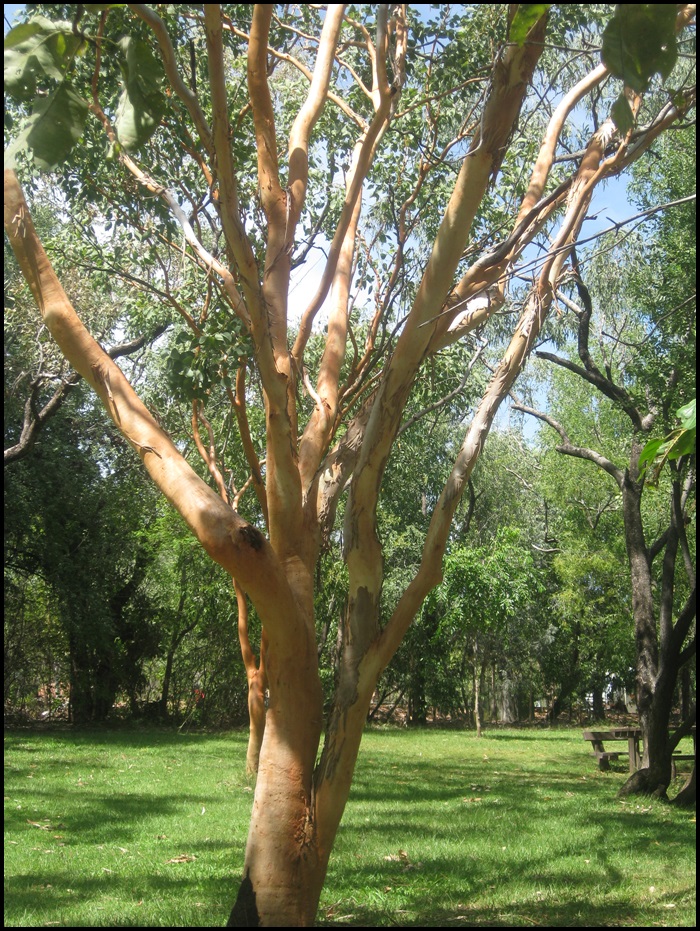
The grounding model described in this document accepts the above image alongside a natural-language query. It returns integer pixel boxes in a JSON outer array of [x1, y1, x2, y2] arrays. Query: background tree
[[4, 3, 695, 924], [430, 527, 544, 735], [530, 379, 638, 721], [513, 123, 696, 800]]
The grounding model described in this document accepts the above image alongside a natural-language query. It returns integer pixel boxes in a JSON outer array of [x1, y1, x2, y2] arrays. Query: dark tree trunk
[[592, 684, 606, 721], [671, 764, 696, 807], [618, 460, 696, 799], [407, 667, 427, 726]]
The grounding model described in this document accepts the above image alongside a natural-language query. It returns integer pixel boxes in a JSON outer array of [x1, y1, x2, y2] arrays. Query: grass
[[4, 725, 695, 927]]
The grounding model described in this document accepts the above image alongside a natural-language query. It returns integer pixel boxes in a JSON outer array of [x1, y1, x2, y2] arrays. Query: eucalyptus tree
[[4, 3, 696, 924], [513, 125, 696, 801]]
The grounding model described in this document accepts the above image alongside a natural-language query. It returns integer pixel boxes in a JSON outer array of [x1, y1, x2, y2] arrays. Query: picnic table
[[583, 726, 696, 772]]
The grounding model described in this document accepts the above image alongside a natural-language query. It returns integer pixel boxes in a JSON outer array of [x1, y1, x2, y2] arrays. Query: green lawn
[[4, 726, 695, 927]]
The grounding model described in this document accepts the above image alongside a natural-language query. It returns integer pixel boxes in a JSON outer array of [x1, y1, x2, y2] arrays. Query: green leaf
[[610, 94, 634, 134], [638, 437, 664, 468], [115, 36, 166, 150], [602, 5, 678, 94], [671, 427, 695, 458], [5, 82, 88, 171], [676, 398, 695, 431], [509, 5, 551, 46], [4, 16, 85, 101], [639, 398, 696, 484]]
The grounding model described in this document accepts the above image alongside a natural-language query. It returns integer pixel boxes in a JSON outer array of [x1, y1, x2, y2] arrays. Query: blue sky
[[4, 4, 24, 34]]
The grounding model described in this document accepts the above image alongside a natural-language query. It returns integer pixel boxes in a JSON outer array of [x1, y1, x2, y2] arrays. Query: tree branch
[[511, 401, 625, 486], [4, 325, 168, 466], [127, 3, 213, 156], [4, 169, 303, 644], [203, 5, 260, 297]]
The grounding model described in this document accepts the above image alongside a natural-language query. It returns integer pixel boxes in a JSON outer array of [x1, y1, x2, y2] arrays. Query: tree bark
[[671, 764, 696, 807]]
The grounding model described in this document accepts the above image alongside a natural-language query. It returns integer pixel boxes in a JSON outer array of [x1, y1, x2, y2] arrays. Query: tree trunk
[[245, 669, 266, 777], [591, 684, 606, 721], [228, 711, 324, 926], [671, 764, 696, 807], [490, 661, 498, 722], [227, 658, 373, 927], [617, 464, 693, 798], [229, 590, 327, 926], [474, 654, 485, 739], [408, 656, 427, 726]]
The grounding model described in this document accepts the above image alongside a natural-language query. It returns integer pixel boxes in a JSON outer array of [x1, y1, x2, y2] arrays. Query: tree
[[4, 4, 696, 924], [4, 384, 165, 722], [512, 124, 696, 798], [431, 527, 544, 735], [529, 383, 639, 721]]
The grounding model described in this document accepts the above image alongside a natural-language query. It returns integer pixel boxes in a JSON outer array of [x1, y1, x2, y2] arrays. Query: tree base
[[670, 766, 696, 808], [618, 764, 696, 807], [617, 767, 668, 799]]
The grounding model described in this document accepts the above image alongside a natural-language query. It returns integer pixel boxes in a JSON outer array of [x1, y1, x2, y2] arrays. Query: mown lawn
[[4, 725, 695, 927]]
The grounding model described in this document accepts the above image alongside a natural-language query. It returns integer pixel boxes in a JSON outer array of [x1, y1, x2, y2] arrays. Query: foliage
[[4, 11, 168, 168], [602, 4, 680, 133], [639, 399, 696, 486]]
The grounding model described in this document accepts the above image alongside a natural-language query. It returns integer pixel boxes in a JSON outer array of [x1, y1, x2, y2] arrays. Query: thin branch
[[535, 265, 650, 433], [5, 324, 168, 466], [397, 340, 486, 437], [511, 400, 625, 486], [127, 3, 214, 156], [191, 400, 229, 503]]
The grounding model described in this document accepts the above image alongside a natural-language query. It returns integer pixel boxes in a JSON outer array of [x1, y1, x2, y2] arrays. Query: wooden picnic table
[[582, 726, 696, 772]]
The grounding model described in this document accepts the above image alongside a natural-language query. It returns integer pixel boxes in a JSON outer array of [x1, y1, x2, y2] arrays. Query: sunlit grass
[[4, 726, 695, 926]]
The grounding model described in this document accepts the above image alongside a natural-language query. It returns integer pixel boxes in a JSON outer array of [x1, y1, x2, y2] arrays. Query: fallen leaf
[[167, 854, 196, 863], [27, 820, 50, 830]]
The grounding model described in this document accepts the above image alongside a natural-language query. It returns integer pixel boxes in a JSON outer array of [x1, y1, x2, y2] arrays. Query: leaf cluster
[[5, 9, 166, 170]]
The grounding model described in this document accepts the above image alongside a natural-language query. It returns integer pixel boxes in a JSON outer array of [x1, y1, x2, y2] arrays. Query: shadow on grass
[[321, 733, 695, 927], [3, 868, 234, 927], [5, 726, 695, 928], [320, 893, 698, 927], [5, 726, 251, 926], [4, 724, 249, 749]]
